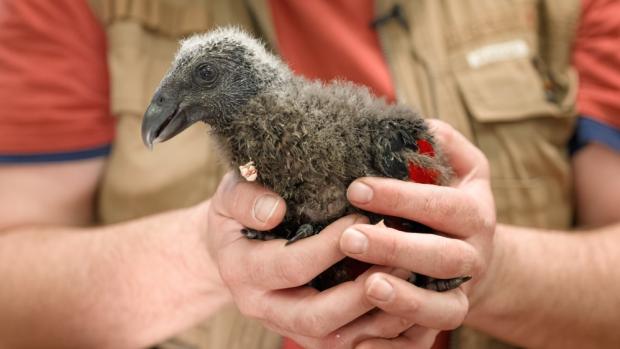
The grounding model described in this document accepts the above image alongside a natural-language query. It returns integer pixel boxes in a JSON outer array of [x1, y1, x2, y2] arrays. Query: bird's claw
[[285, 224, 317, 245], [241, 228, 279, 241]]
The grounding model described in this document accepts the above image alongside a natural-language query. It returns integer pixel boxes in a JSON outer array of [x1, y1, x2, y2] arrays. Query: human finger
[[237, 265, 395, 338], [255, 270, 413, 348], [340, 224, 479, 279], [218, 214, 367, 290], [331, 310, 415, 345], [211, 171, 286, 231], [347, 178, 492, 238], [363, 272, 469, 330], [355, 326, 440, 349]]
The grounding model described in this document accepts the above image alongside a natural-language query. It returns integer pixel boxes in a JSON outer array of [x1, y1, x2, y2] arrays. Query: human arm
[[573, 142, 620, 226], [463, 222, 620, 348], [465, 131, 620, 347], [0, 160, 231, 349]]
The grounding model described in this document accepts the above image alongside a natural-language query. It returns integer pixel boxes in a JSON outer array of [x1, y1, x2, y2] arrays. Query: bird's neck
[[209, 92, 279, 168]]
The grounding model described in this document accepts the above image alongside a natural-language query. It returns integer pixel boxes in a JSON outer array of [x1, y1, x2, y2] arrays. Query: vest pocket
[[454, 58, 576, 228], [455, 57, 568, 122]]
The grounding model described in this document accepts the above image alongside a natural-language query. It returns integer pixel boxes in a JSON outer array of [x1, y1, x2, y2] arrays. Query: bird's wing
[[370, 118, 440, 184]]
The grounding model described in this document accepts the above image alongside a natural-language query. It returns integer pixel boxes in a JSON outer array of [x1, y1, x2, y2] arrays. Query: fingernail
[[253, 194, 279, 223], [348, 182, 373, 204], [341, 228, 368, 254], [367, 277, 394, 302]]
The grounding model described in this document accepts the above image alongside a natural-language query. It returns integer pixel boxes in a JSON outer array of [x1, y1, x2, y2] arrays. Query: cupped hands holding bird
[[204, 119, 496, 348]]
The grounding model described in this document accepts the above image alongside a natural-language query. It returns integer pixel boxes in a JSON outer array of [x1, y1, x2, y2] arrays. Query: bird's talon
[[285, 224, 316, 245], [241, 228, 279, 241]]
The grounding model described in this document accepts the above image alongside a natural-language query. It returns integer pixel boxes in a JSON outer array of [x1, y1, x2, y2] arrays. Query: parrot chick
[[142, 27, 469, 291]]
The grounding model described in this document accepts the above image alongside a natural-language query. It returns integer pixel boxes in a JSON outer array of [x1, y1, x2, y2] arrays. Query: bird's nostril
[[157, 95, 165, 104]]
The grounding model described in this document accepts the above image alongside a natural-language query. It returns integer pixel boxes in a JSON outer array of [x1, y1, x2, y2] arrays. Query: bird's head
[[141, 27, 287, 148]]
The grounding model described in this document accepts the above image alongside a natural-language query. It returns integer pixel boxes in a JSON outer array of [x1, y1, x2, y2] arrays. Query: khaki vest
[[88, 0, 580, 348]]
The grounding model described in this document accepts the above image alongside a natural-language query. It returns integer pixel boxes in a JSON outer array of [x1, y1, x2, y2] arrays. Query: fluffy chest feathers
[[213, 78, 391, 223]]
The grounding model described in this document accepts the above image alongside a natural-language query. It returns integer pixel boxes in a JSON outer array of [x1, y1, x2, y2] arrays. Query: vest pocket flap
[[92, 0, 211, 37], [455, 58, 562, 122]]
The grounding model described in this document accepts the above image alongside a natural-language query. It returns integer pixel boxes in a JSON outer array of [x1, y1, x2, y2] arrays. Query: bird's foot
[[241, 228, 279, 241], [409, 273, 472, 292], [285, 224, 318, 245]]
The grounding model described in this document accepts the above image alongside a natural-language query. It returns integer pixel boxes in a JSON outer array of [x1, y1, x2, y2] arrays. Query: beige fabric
[[373, 1, 580, 348], [376, 0, 579, 233], [97, 20, 226, 223], [88, 0, 580, 348]]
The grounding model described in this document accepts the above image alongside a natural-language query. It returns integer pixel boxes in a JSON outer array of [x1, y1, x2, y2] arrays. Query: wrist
[[465, 224, 508, 323], [181, 200, 231, 303]]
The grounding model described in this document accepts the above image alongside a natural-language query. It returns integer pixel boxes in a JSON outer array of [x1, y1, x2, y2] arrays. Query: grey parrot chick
[[142, 27, 468, 291]]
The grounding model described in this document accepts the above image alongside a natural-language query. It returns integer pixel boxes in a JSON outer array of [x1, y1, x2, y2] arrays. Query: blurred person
[[0, 1, 432, 348], [0, 1, 619, 349]]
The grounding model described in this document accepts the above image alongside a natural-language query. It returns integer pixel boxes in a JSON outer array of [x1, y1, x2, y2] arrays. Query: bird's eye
[[196, 63, 218, 85]]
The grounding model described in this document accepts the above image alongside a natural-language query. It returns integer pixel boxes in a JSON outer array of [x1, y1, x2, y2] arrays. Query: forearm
[[0, 201, 230, 349], [467, 223, 620, 348]]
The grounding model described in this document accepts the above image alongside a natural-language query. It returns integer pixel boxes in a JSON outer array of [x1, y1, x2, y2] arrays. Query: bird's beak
[[141, 94, 191, 149]]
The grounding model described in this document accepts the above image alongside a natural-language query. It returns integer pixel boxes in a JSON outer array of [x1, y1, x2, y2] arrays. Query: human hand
[[340, 119, 496, 348], [206, 173, 431, 348]]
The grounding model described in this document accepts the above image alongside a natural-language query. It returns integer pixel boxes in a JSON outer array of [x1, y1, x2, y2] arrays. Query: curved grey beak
[[141, 91, 189, 149]]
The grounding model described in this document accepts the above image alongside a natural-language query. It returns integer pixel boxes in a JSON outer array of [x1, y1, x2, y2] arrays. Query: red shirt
[[269, 0, 396, 103], [0, 0, 113, 158], [573, 0, 620, 129], [0, 0, 618, 156]]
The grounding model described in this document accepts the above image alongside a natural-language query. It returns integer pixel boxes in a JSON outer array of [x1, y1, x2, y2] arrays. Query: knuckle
[[420, 194, 438, 214], [218, 256, 242, 285], [476, 151, 491, 178], [480, 213, 496, 234], [436, 239, 475, 278], [405, 295, 422, 314], [384, 186, 408, 212], [459, 243, 479, 276], [368, 313, 413, 340], [444, 314, 465, 330], [236, 295, 263, 320], [322, 333, 348, 349], [436, 239, 461, 277], [292, 312, 312, 335], [312, 325, 332, 338], [380, 325, 406, 339], [391, 317, 415, 336], [386, 287, 420, 315], [444, 292, 469, 329], [421, 193, 456, 218], [231, 184, 248, 212], [433, 120, 455, 144], [378, 234, 401, 266], [274, 258, 307, 287], [294, 312, 330, 338], [471, 203, 495, 234], [472, 254, 486, 278]]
